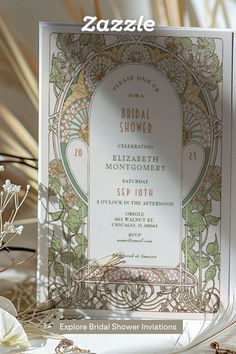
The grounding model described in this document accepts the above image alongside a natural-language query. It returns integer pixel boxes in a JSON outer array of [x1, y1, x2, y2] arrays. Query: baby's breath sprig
[[0, 165, 30, 249]]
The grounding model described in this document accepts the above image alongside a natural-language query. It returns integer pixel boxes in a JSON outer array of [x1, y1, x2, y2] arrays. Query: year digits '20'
[[75, 148, 83, 157]]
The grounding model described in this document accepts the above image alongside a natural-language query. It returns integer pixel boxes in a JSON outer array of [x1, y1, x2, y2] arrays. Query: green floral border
[[47, 33, 223, 312]]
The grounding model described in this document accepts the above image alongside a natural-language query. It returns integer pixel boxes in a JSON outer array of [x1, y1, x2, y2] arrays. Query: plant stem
[[0, 254, 36, 273]]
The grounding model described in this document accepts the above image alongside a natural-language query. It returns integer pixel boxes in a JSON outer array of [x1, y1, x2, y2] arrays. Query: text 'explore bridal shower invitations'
[[38, 23, 233, 319]]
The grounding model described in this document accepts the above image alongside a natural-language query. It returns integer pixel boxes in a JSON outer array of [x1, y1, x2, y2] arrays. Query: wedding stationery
[[38, 23, 235, 318]]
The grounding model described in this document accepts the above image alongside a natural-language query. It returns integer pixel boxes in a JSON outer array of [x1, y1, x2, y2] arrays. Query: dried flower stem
[[1, 160, 37, 170], [11, 188, 30, 222], [0, 142, 38, 190], [172, 0, 182, 26], [78, 0, 86, 19], [211, 0, 221, 27], [0, 129, 32, 164], [0, 246, 35, 253], [151, 0, 160, 25], [178, 0, 185, 26], [0, 254, 36, 274], [0, 152, 38, 170], [93, 0, 103, 20], [62, 0, 82, 22], [0, 36, 38, 110], [1, 191, 14, 214], [0, 179, 30, 249], [14, 217, 37, 225], [18, 40, 38, 78], [163, 0, 174, 25], [1, 233, 22, 251], [0, 103, 38, 158], [108, 0, 122, 20]]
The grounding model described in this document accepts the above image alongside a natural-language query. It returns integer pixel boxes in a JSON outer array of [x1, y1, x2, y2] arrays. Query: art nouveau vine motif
[[49, 34, 105, 92], [47, 33, 223, 312], [165, 37, 223, 91], [182, 165, 221, 312], [48, 159, 88, 304], [163, 36, 222, 310]]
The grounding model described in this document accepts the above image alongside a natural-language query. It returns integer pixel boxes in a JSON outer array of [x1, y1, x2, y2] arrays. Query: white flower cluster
[[3, 179, 20, 193], [0, 169, 30, 247], [3, 222, 24, 235], [2, 179, 30, 194]]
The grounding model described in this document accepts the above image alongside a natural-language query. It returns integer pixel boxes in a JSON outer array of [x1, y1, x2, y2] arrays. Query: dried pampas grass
[[0, 13, 38, 109]]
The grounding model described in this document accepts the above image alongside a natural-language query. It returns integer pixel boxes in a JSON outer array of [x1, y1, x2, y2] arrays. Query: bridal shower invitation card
[[38, 23, 234, 318]]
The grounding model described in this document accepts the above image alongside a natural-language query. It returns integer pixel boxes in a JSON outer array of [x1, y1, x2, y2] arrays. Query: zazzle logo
[[81, 16, 155, 32]]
